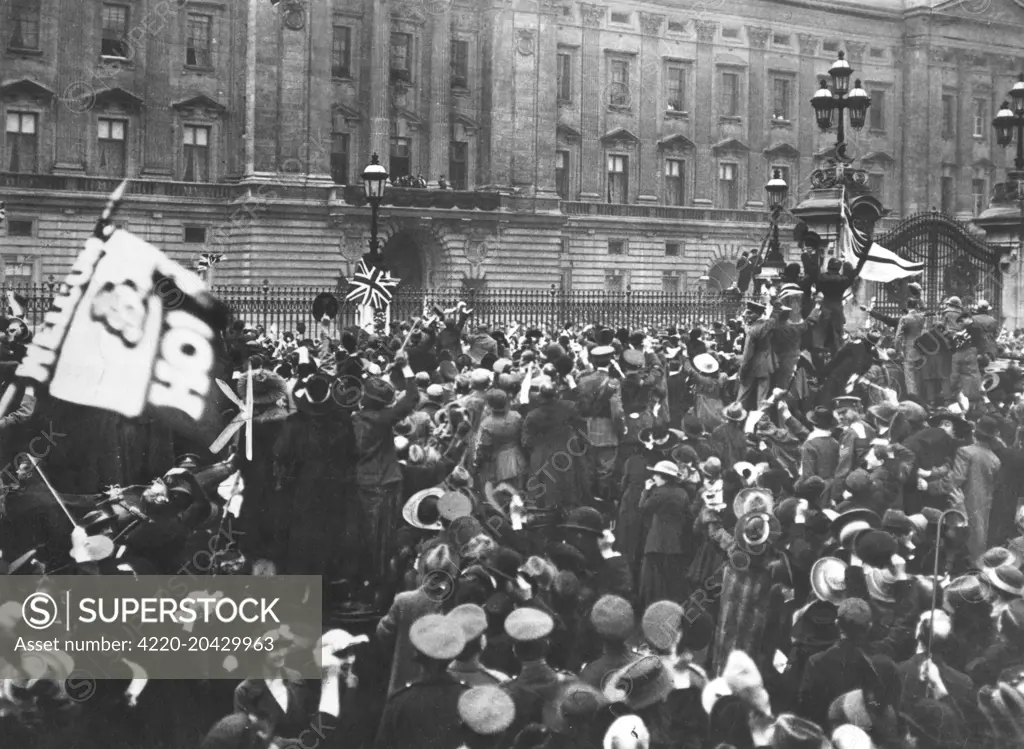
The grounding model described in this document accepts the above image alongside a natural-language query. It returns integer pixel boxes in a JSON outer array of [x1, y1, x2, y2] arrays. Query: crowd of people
[[4, 247, 1024, 749]]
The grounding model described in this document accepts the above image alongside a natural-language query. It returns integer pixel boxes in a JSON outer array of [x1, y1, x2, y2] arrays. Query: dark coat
[[639, 484, 694, 555], [373, 674, 469, 749], [797, 639, 876, 728], [376, 586, 446, 697], [522, 399, 592, 511], [233, 674, 312, 740], [352, 382, 419, 487]]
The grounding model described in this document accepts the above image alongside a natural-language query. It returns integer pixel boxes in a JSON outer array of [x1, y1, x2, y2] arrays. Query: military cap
[[591, 345, 615, 358], [410, 613, 467, 660], [459, 686, 516, 735], [504, 607, 554, 641], [448, 604, 488, 641], [590, 595, 634, 640]]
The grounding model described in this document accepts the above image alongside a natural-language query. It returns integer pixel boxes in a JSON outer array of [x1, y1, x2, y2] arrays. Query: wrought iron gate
[[873, 210, 1004, 318]]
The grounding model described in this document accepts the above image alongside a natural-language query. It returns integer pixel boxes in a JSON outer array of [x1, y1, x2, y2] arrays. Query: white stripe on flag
[[840, 202, 923, 284]]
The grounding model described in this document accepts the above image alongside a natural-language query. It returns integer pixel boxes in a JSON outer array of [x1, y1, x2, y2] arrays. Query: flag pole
[[94, 180, 129, 241]]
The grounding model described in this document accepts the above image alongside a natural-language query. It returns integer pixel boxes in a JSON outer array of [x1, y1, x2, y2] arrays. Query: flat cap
[[448, 604, 488, 642], [459, 686, 516, 735], [590, 595, 635, 640], [504, 607, 554, 642], [410, 613, 467, 660]]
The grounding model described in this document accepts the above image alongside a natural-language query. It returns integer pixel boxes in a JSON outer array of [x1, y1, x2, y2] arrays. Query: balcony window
[[390, 32, 412, 83], [664, 159, 684, 206], [449, 142, 468, 190], [718, 162, 738, 209], [4, 112, 37, 173], [332, 26, 352, 78], [555, 150, 569, 199], [973, 99, 987, 138], [9, 0, 41, 51], [101, 4, 130, 59], [662, 273, 681, 293], [720, 72, 739, 117], [390, 137, 411, 179], [186, 14, 212, 67], [941, 175, 955, 214], [972, 178, 987, 215], [942, 94, 955, 138], [331, 131, 349, 185], [557, 53, 572, 102], [772, 77, 791, 120], [607, 155, 628, 204], [97, 118, 127, 178], [870, 90, 885, 131], [609, 59, 629, 107], [666, 65, 686, 112], [451, 40, 469, 88], [182, 124, 210, 183]]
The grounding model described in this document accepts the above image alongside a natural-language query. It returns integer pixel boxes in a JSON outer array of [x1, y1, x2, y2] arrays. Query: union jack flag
[[346, 259, 399, 309], [195, 252, 224, 271]]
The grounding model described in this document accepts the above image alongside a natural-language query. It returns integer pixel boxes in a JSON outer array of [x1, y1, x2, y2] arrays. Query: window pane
[[870, 91, 885, 129], [99, 119, 110, 139], [11, 0, 41, 50], [332, 27, 351, 77], [187, 14, 212, 67], [196, 127, 208, 146], [111, 120, 125, 140], [20, 114, 35, 134], [5, 113, 18, 133], [667, 67, 685, 111], [184, 126, 194, 145]]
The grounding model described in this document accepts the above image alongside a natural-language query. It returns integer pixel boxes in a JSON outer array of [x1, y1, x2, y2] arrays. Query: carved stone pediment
[[0, 78, 54, 102]]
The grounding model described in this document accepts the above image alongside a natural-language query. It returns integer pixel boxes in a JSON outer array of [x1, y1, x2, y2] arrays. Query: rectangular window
[[942, 94, 955, 138], [665, 242, 680, 257], [4, 112, 37, 173], [609, 59, 629, 106], [557, 53, 572, 102], [868, 172, 884, 197], [390, 137, 411, 179], [605, 272, 624, 292], [451, 39, 469, 87], [607, 154, 628, 203], [664, 159, 685, 206], [666, 65, 686, 112], [718, 162, 738, 209], [720, 72, 739, 116], [722, 27, 740, 39], [972, 178, 987, 215], [870, 47, 885, 58], [610, 11, 630, 23], [772, 77, 791, 120], [6, 219, 33, 237], [773, 33, 790, 46], [555, 150, 569, 199], [449, 141, 468, 190], [186, 13, 212, 67], [870, 90, 885, 131], [97, 118, 127, 177], [331, 131, 349, 185], [941, 175, 955, 214], [662, 273, 681, 293], [390, 32, 412, 83], [561, 6, 572, 16], [823, 39, 839, 52], [608, 240, 624, 255], [332, 26, 352, 78], [184, 226, 207, 244], [182, 124, 210, 182], [668, 20, 686, 33], [974, 98, 987, 137], [9, 0, 41, 50], [101, 4, 129, 58]]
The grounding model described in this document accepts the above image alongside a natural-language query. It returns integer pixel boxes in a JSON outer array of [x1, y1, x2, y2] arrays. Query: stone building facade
[[0, 0, 1022, 292]]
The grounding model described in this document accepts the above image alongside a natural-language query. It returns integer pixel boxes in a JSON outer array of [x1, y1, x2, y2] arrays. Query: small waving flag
[[345, 259, 399, 309], [0, 202, 6, 227], [195, 252, 224, 272]]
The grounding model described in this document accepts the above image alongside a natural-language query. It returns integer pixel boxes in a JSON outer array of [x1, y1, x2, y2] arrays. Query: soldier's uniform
[[736, 301, 780, 410], [448, 660, 510, 687], [575, 345, 624, 502], [446, 603, 511, 687]]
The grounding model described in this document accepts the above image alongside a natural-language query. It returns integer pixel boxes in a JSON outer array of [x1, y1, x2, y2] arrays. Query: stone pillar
[[796, 33, 819, 202], [578, 3, 606, 199], [52, 1, 92, 172], [481, 0, 515, 189], [745, 26, 770, 208], [534, 0, 561, 200], [427, 12, 451, 187], [693, 20, 718, 206], [370, 0, 392, 163], [899, 36, 931, 215], [956, 51, 972, 216], [512, 23, 540, 188], [637, 12, 664, 203]]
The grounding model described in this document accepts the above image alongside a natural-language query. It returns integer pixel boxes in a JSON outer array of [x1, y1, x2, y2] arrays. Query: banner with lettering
[[17, 230, 227, 436]]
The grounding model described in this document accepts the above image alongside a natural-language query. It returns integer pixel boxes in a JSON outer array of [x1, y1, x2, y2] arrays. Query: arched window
[[707, 259, 737, 294]]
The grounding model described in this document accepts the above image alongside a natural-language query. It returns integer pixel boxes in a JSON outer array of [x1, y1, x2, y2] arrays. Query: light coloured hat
[[693, 353, 719, 375]]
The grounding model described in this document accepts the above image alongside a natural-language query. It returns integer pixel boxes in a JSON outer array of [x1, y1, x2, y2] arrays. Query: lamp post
[[994, 75, 1024, 258], [754, 169, 789, 296], [361, 153, 388, 266], [810, 52, 871, 165]]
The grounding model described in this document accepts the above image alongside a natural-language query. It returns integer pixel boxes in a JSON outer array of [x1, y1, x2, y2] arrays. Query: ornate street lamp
[[754, 169, 789, 296], [361, 153, 389, 264], [993, 74, 1024, 261], [810, 51, 871, 163]]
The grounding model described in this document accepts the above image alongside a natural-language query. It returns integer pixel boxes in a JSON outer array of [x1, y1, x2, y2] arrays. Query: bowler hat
[[560, 507, 604, 535], [361, 376, 395, 405], [459, 686, 516, 735], [681, 413, 706, 438], [806, 406, 836, 429], [410, 613, 467, 660], [604, 655, 673, 710], [975, 415, 1003, 440], [854, 530, 898, 569], [810, 557, 849, 605], [505, 607, 554, 642], [723, 402, 748, 422], [591, 595, 635, 640], [642, 600, 685, 652]]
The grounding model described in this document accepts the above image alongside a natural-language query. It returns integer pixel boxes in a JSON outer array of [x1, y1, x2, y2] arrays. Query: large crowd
[[3, 250, 1024, 749]]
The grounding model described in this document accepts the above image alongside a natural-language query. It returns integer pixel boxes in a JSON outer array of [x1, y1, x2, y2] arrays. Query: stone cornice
[[580, 3, 605, 28], [846, 41, 867, 63], [747, 26, 771, 49], [639, 11, 664, 37], [797, 33, 819, 56], [694, 20, 718, 44]]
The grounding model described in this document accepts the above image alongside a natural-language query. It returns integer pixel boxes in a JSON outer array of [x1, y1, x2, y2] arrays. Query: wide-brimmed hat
[[810, 557, 849, 606], [771, 714, 830, 749], [604, 655, 673, 710], [734, 512, 783, 555], [983, 372, 1002, 393], [982, 564, 1024, 597], [733, 487, 775, 519], [980, 546, 1022, 573], [975, 415, 1003, 440], [693, 353, 719, 375], [831, 508, 882, 547], [402, 487, 445, 531], [681, 413, 706, 438], [864, 567, 898, 604], [649, 460, 683, 481], [806, 406, 836, 429], [438, 491, 474, 522], [459, 686, 516, 735], [745, 301, 767, 316], [723, 402, 748, 422]]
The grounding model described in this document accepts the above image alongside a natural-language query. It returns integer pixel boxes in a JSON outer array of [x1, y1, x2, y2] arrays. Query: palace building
[[1, 0, 1022, 292]]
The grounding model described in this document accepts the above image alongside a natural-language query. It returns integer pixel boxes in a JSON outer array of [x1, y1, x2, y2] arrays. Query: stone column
[[534, 0, 561, 200], [53, 1, 92, 172], [369, 0, 392, 163], [481, 0, 515, 189], [956, 51, 972, 217], [578, 3, 606, 199], [427, 12, 451, 187], [796, 33, 819, 202], [637, 11, 664, 203], [693, 20, 718, 206], [746, 26, 771, 207]]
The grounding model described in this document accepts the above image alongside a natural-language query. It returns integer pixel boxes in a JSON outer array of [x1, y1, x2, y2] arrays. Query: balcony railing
[[561, 201, 781, 224], [0, 173, 235, 199], [338, 185, 502, 211]]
